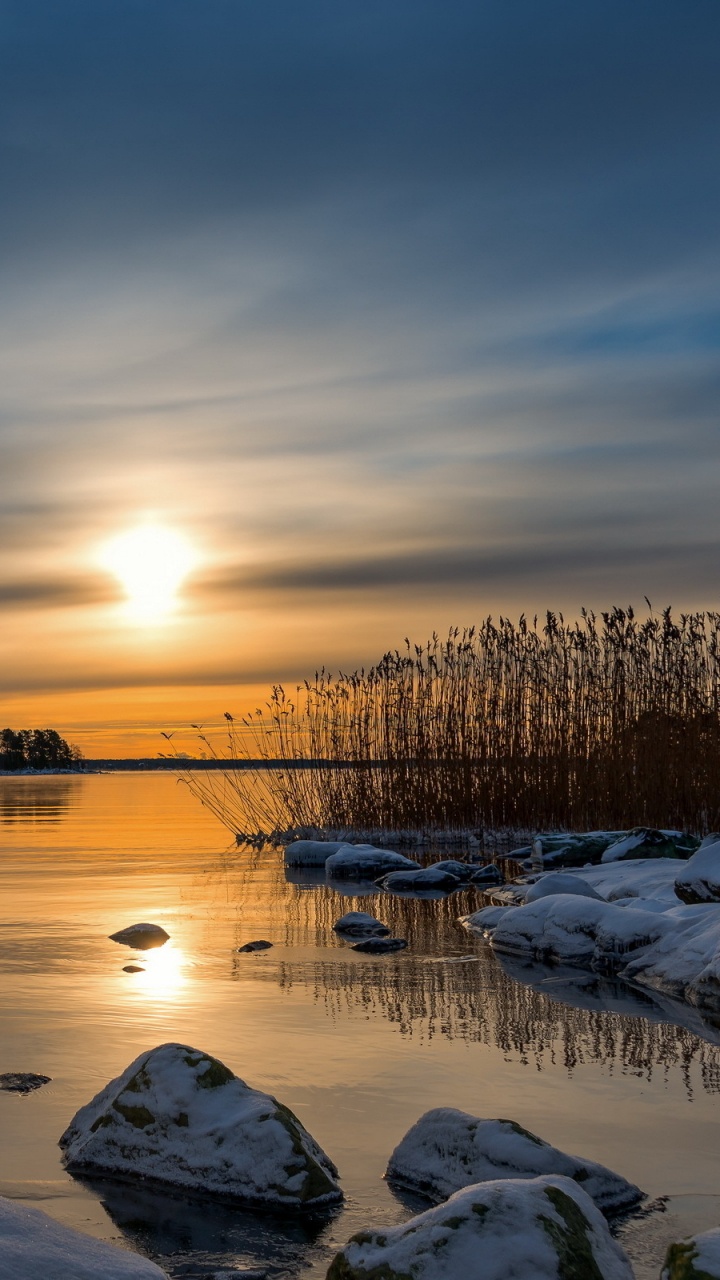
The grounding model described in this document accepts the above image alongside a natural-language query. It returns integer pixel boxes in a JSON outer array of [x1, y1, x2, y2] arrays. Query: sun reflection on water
[[131, 943, 187, 1001]]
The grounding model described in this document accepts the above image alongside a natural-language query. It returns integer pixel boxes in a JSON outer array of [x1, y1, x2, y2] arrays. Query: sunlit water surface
[[1, 774, 720, 1278]]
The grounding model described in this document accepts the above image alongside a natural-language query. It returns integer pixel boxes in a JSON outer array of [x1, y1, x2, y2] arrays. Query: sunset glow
[[99, 525, 198, 623]]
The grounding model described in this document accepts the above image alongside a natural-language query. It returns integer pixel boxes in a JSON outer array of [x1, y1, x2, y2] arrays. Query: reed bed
[[170, 607, 720, 840]]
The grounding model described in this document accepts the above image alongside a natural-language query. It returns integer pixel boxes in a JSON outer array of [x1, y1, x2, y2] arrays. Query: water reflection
[[205, 852, 720, 1094], [80, 1176, 333, 1279], [125, 944, 188, 1002], [0, 777, 80, 825]]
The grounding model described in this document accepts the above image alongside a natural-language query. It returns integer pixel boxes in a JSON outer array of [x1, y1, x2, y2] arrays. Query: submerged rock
[[524, 874, 603, 903], [59, 1042, 342, 1210], [351, 937, 407, 954], [663, 1227, 720, 1278], [675, 838, 720, 903], [109, 923, 170, 950], [601, 828, 699, 863], [386, 1108, 643, 1214], [333, 912, 390, 937], [236, 940, 273, 952], [283, 840, 348, 867], [0, 1194, 167, 1279], [0, 1072, 51, 1094], [325, 846, 421, 879], [326, 1174, 634, 1280]]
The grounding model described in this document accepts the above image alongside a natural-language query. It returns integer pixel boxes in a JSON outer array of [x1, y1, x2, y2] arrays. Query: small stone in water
[[109, 923, 170, 950], [0, 1072, 51, 1093], [352, 937, 408, 954], [237, 940, 273, 952], [122, 964, 145, 973]]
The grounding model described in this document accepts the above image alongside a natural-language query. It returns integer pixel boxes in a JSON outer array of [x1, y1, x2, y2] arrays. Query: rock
[[0, 1194, 167, 1279], [460, 904, 511, 935], [283, 840, 349, 867], [516, 832, 628, 870], [236, 940, 273, 952], [378, 867, 461, 892], [333, 912, 390, 937], [325, 846, 421, 879], [675, 838, 720, 903], [351, 937, 407, 954], [0, 1072, 51, 1094], [122, 965, 145, 973], [469, 863, 503, 884], [326, 1174, 634, 1280], [524, 874, 603, 903], [662, 1227, 720, 1278], [601, 828, 699, 864], [109, 923, 170, 950], [59, 1042, 342, 1210], [386, 1108, 643, 1214], [428, 860, 476, 881]]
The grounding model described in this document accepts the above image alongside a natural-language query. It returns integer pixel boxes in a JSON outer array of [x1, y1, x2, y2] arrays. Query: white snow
[[325, 846, 421, 879], [662, 1227, 720, 1278], [0, 1195, 167, 1280], [329, 1174, 634, 1280], [283, 839, 349, 867], [525, 874, 603, 903], [386, 1108, 642, 1213], [60, 1043, 342, 1209], [675, 839, 720, 903]]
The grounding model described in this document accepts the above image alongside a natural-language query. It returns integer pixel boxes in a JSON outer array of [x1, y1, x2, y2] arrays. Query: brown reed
[[170, 606, 720, 839]]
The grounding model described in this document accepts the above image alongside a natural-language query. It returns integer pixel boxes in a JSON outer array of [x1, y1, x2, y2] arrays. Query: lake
[[1, 772, 719, 1278]]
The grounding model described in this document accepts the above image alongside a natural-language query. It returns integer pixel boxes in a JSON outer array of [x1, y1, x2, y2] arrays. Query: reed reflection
[[0, 777, 80, 825], [212, 850, 720, 1096]]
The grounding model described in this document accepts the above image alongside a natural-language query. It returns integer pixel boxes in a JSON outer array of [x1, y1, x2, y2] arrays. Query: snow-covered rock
[[469, 862, 503, 884], [385, 1108, 642, 1214], [513, 832, 627, 870], [333, 911, 390, 936], [0, 1195, 167, 1280], [573, 859, 682, 906], [460, 904, 511, 935], [326, 1174, 634, 1280], [491, 896, 670, 969], [675, 839, 720, 903], [601, 827, 698, 863], [59, 1043, 342, 1210], [109, 923, 170, 949], [378, 866, 461, 892], [283, 840, 348, 867], [524, 874, 603, 903], [663, 1227, 720, 1278], [429, 860, 476, 881], [325, 846, 421, 879]]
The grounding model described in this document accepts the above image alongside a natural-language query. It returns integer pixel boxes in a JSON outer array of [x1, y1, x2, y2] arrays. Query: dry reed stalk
[[167, 607, 720, 840]]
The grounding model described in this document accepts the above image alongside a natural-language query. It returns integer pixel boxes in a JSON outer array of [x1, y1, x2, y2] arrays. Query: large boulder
[[385, 1108, 642, 1214], [675, 838, 720, 903], [0, 1195, 167, 1280], [326, 1174, 634, 1280], [663, 1227, 720, 1278], [59, 1043, 342, 1210], [325, 846, 421, 879], [283, 840, 349, 867], [601, 828, 699, 863], [378, 866, 462, 892], [514, 832, 628, 870]]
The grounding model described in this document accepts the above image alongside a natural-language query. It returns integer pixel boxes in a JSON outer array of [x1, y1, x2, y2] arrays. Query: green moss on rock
[[540, 1186, 604, 1280], [112, 1101, 155, 1129], [663, 1240, 716, 1280], [325, 1252, 411, 1280], [196, 1056, 234, 1089]]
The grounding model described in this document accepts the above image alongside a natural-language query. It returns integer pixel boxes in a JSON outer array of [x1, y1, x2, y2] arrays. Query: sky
[[2, 1, 720, 755]]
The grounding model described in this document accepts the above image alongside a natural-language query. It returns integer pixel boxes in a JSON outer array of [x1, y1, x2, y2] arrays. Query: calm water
[[1, 773, 720, 1278]]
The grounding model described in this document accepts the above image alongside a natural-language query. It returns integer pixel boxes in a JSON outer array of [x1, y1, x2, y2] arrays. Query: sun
[[100, 523, 198, 622]]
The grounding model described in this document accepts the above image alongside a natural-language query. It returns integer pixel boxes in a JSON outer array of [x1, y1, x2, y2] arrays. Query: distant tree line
[[0, 728, 83, 771]]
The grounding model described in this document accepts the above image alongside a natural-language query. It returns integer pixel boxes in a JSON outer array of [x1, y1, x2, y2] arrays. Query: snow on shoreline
[[461, 855, 720, 1011]]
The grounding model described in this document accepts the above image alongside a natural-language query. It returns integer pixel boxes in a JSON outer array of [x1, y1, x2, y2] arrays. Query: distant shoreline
[[0, 759, 351, 774]]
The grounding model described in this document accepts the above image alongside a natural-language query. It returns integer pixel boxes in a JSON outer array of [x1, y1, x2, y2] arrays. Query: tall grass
[[170, 607, 720, 840]]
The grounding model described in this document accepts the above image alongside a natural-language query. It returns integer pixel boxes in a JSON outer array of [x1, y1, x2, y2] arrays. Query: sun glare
[[100, 523, 198, 622]]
